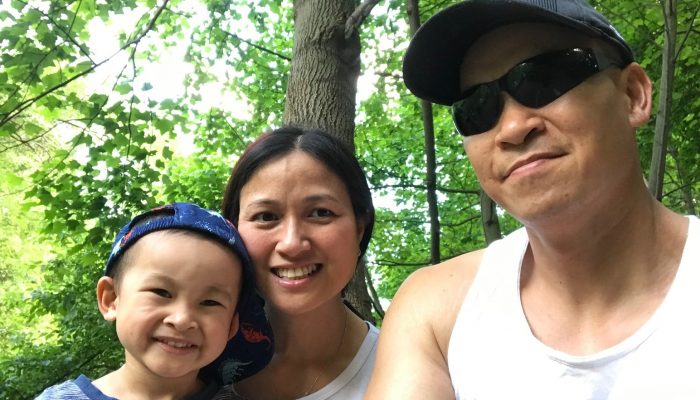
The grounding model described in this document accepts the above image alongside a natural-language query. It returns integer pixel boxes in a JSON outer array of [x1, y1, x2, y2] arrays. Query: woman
[[221, 126, 377, 399]]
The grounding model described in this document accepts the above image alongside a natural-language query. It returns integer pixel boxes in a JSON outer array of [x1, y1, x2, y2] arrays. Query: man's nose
[[494, 94, 545, 147]]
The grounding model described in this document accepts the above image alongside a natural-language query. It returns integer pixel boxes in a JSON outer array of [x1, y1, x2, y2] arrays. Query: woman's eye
[[310, 208, 334, 218], [149, 288, 171, 298], [253, 212, 278, 222]]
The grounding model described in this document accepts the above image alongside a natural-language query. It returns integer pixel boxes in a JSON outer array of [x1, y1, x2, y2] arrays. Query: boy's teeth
[[276, 265, 318, 279], [164, 340, 192, 348]]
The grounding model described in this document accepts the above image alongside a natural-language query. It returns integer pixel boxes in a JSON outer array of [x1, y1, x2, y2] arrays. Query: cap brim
[[402, 0, 614, 105]]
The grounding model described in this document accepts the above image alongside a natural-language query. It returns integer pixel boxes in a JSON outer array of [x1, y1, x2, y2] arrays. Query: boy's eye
[[310, 208, 334, 218], [201, 299, 223, 307], [253, 212, 277, 222], [149, 288, 171, 298]]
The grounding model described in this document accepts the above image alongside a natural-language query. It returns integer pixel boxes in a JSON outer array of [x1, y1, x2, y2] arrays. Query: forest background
[[1, 0, 698, 398]]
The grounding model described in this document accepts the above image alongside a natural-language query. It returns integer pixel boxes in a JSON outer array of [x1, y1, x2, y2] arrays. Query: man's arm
[[365, 251, 483, 399]]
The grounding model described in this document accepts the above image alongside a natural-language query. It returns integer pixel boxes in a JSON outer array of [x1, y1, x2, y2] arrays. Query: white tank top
[[448, 216, 700, 400]]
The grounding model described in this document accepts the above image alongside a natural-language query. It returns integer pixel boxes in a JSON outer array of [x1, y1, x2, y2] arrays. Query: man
[[366, 1, 699, 399]]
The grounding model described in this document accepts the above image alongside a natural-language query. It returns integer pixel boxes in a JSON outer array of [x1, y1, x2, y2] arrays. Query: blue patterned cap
[[106, 202, 273, 383]]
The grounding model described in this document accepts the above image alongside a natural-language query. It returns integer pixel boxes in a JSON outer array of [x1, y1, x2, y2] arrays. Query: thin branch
[[372, 251, 466, 268], [0, 48, 57, 114], [345, 0, 382, 39], [373, 259, 428, 267], [373, 183, 480, 195], [41, 1, 97, 65], [1, 29, 140, 199], [674, 3, 700, 60], [220, 29, 291, 61], [364, 266, 385, 318], [0, 0, 170, 129], [0, 122, 57, 154]]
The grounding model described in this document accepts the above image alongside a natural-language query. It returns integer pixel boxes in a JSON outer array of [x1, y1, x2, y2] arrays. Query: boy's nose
[[163, 305, 198, 330]]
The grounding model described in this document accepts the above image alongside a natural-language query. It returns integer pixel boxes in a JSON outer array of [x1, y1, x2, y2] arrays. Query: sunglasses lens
[[452, 83, 502, 136], [451, 48, 607, 137], [508, 67, 591, 109]]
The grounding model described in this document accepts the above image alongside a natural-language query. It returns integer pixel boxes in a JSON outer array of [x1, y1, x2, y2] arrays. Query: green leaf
[[115, 83, 132, 95]]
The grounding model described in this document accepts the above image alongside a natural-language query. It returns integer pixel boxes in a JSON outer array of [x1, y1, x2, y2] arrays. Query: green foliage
[[0, 0, 698, 397]]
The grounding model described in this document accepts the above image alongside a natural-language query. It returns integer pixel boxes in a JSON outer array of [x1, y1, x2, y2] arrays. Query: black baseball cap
[[403, 0, 634, 106]]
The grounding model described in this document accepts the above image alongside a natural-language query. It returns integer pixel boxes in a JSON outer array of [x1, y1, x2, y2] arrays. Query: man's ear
[[622, 63, 653, 128], [228, 312, 240, 340], [96, 277, 118, 321]]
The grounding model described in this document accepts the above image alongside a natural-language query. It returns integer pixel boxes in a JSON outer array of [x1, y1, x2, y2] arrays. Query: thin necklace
[[302, 307, 349, 397]]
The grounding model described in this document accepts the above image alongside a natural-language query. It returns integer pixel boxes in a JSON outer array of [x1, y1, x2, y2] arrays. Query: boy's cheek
[[228, 313, 240, 340]]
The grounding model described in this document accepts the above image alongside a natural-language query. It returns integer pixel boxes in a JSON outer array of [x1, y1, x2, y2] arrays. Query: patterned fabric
[[200, 290, 274, 384], [35, 374, 230, 399], [35, 375, 115, 400]]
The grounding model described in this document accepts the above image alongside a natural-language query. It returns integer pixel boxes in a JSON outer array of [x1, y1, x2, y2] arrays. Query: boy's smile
[[99, 231, 242, 384]]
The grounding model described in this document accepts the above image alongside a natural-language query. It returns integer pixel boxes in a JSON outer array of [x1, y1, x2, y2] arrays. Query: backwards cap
[[403, 0, 634, 106], [106, 202, 273, 383]]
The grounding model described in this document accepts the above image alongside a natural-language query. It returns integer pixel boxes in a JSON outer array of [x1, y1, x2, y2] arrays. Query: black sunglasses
[[451, 47, 620, 137]]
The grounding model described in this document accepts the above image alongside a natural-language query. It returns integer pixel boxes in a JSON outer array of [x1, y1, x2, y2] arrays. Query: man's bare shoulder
[[398, 248, 485, 303], [366, 249, 486, 399]]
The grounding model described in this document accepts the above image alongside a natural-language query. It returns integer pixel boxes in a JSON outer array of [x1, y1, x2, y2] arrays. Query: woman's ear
[[356, 221, 366, 255], [96, 276, 118, 321], [622, 63, 653, 128]]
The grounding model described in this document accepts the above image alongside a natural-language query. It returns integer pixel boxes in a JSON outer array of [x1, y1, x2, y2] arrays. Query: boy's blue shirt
[[35, 374, 224, 399]]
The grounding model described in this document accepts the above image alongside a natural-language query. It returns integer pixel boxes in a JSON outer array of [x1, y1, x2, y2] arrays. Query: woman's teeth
[[274, 265, 319, 279]]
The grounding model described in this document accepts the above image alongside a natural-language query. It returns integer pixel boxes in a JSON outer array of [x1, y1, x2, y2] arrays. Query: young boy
[[36, 202, 270, 399]]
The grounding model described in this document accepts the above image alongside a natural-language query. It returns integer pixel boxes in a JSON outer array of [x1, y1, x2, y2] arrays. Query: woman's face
[[237, 151, 365, 315]]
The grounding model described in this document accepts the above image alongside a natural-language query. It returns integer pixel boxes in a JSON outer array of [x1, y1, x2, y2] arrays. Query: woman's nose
[[275, 219, 311, 258]]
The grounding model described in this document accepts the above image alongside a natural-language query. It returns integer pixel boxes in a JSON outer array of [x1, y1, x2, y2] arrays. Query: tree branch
[[364, 266, 385, 318], [674, 3, 700, 60], [41, 0, 97, 65], [373, 183, 480, 195], [372, 252, 466, 268], [0, 0, 170, 130], [220, 30, 291, 61], [0, 122, 57, 154], [345, 0, 382, 39], [373, 259, 428, 267]]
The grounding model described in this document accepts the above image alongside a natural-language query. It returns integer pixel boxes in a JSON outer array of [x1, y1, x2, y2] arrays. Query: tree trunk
[[648, 0, 677, 200], [406, 0, 441, 265], [480, 189, 502, 245], [284, 0, 360, 146], [285, 0, 374, 321], [668, 145, 697, 215]]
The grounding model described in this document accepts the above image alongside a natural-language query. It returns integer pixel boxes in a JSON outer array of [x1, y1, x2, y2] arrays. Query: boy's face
[[97, 231, 242, 382]]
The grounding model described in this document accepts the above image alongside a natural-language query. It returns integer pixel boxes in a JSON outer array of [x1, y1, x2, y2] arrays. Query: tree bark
[[407, 0, 441, 265], [285, 0, 361, 147], [668, 145, 697, 215], [285, 0, 374, 321], [480, 189, 502, 245], [648, 0, 677, 200]]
